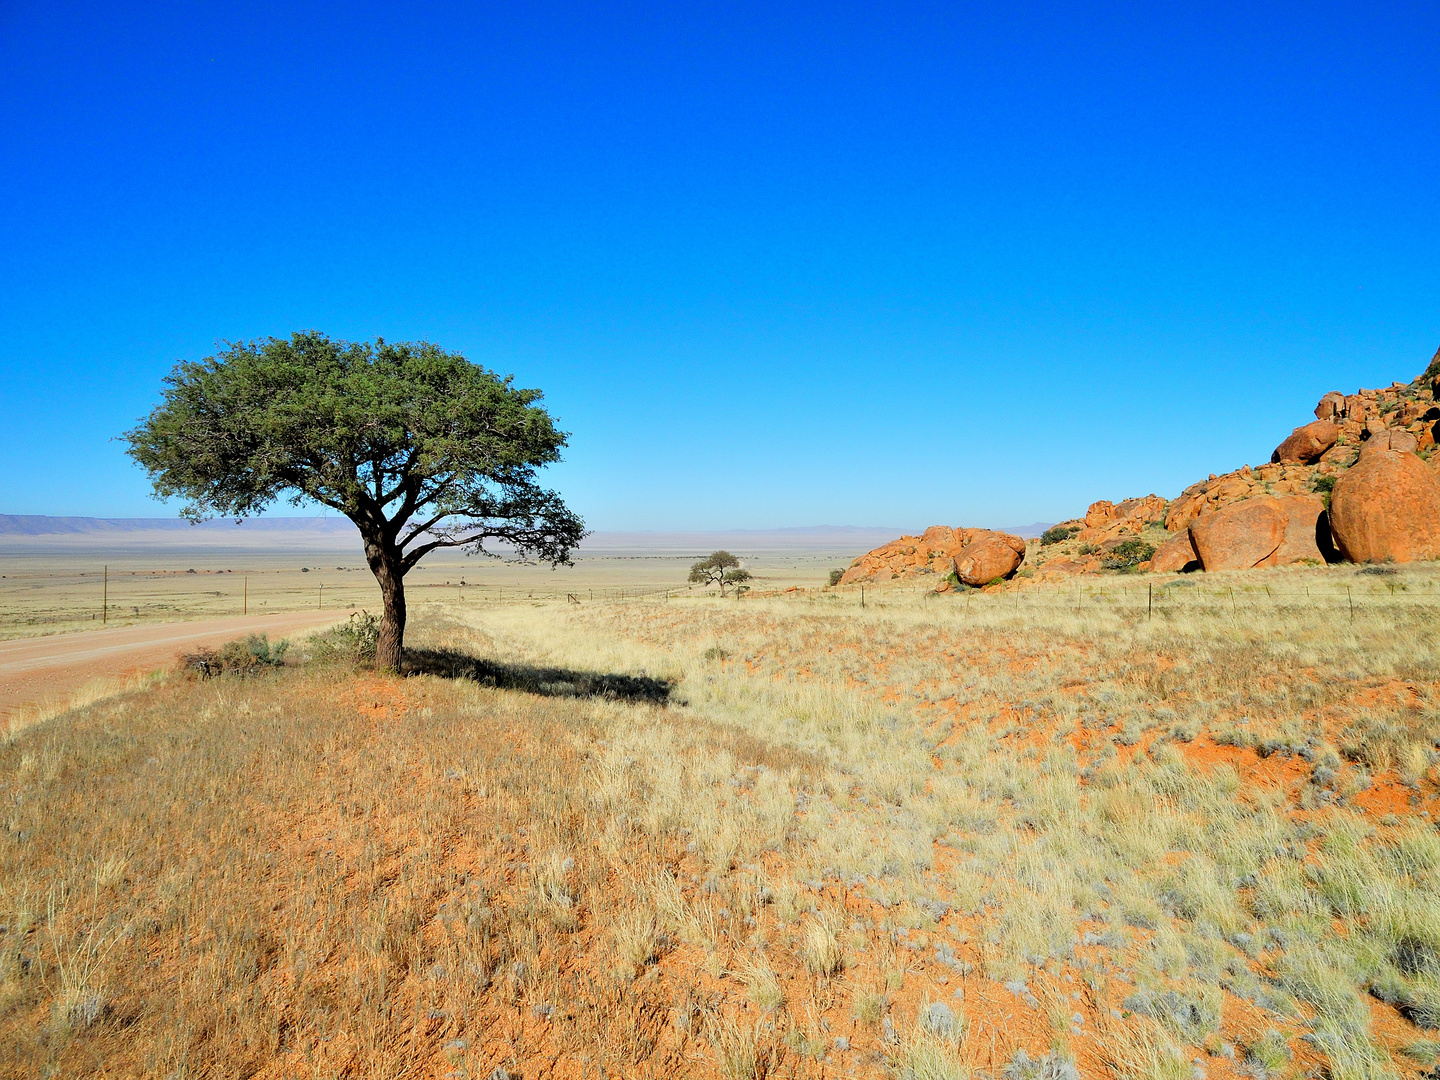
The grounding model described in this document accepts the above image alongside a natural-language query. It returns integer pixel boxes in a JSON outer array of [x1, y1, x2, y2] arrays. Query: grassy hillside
[[3, 568, 1439, 1079]]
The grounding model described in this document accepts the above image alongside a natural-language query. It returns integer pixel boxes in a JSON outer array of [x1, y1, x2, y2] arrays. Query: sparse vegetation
[[4, 563, 1440, 1077]]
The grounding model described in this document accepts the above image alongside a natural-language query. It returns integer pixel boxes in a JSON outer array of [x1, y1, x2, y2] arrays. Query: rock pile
[[836, 346, 1440, 586], [838, 526, 1026, 588]]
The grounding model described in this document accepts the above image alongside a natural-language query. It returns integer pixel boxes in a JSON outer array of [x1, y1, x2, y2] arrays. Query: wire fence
[[5, 560, 1438, 637]]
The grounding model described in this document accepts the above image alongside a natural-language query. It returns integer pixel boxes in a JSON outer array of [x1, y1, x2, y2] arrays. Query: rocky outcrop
[[839, 526, 1027, 585], [1082, 495, 1167, 534], [1272, 420, 1339, 464], [837, 346, 1440, 589], [954, 533, 1026, 586], [1190, 498, 1288, 570], [1329, 449, 1440, 564]]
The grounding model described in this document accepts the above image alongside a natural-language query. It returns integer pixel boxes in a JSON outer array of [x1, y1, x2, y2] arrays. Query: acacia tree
[[125, 332, 585, 671], [688, 550, 751, 597]]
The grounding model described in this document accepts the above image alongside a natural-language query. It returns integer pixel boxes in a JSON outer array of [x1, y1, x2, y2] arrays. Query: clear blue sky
[[2, 2, 1437, 531]]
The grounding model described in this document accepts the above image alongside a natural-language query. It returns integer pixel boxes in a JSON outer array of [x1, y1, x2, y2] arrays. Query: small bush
[[1041, 525, 1080, 546], [828, 569, 844, 587], [1124, 985, 1221, 1042], [1243, 1030, 1291, 1074], [1103, 539, 1156, 571], [1312, 474, 1337, 507], [312, 611, 380, 666], [181, 634, 289, 678]]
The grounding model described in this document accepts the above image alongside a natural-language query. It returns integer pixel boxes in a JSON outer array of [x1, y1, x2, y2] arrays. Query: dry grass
[[2, 560, 1439, 1077]]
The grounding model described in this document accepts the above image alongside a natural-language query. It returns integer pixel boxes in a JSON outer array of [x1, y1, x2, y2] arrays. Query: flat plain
[[2, 550, 1439, 1080]]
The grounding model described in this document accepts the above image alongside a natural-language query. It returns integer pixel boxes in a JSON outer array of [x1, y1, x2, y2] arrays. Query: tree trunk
[[363, 536, 407, 673]]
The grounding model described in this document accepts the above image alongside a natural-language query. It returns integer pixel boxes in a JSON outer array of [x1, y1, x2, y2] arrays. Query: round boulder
[[1272, 420, 1340, 465], [954, 532, 1026, 586], [1361, 428, 1419, 457], [1189, 497, 1286, 571], [1329, 449, 1440, 563]]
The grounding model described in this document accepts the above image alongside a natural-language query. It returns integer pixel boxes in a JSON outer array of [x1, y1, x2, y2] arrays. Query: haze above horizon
[[2, 2, 1437, 530]]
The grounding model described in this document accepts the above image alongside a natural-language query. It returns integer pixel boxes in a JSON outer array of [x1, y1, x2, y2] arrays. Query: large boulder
[[1151, 531, 1200, 572], [1189, 497, 1286, 570], [1361, 427, 1419, 457], [954, 532, 1026, 586], [1273, 420, 1340, 464], [1315, 392, 1347, 421], [1084, 501, 1116, 528], [1329, 449, 1440, 563], [1270, 495, 1334, 565]]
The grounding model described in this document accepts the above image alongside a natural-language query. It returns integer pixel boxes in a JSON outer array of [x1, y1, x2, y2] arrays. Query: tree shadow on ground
[[403, 647, 674, 704]]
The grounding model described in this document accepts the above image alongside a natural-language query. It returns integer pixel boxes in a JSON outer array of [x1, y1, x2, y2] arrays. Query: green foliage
[[182, 634, 289, 678], [123, 332, 584, 565], [1103, 538, 1156, 571], [828, 569, 845, 587], [312, 611, 381, 666], [1040, 525, 1080, 546], [689, 551, 752, 596], [1313, 473, 1337, 509]]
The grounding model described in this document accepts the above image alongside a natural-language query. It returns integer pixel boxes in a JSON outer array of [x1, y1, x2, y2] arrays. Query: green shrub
[[1313, 474, 1337, 508], [828, 569, 845, 587], [182, 634, 289, 678], [312, 611, 380, 666], [1103, 539, 1156, 571], [1040, 525, 1080, 546]]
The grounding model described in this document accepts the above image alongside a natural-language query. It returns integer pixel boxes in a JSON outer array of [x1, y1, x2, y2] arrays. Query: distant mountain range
[[0, 514, 353, 535], [0, 515, 1054, 553]]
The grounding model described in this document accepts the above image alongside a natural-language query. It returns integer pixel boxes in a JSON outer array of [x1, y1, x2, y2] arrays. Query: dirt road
[[0, 611, 347, 721]]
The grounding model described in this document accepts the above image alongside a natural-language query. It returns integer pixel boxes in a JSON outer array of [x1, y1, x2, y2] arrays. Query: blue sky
[[1, 2, 1437, 531]]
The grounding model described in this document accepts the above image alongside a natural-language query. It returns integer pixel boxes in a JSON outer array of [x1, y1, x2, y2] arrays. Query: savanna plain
[[3, 560, 1440, 1080]]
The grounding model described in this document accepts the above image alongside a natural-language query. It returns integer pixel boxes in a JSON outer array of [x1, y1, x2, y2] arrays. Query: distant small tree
[[124, 332, 585, 671], [688, 551, 751, 597]]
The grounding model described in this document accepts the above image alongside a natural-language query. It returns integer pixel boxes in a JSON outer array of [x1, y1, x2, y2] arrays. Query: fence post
[[1348, 586, 1354, 620], [860, 585, 865, 609], [243, 576, 248, 615], [102, 565, 108, 625], [1148, 583, 1153, 619]]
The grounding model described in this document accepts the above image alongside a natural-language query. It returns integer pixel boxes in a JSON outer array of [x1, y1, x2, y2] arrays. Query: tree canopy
[[125, 332, 585, 669]]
